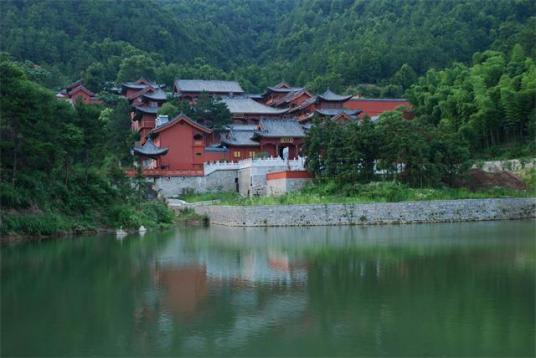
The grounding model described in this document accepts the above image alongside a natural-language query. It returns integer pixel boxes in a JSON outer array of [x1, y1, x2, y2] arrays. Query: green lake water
[[1, 220, 535, 357]]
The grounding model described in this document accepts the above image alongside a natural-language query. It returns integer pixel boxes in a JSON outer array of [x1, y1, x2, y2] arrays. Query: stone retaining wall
[[473, 158, 536, 173], [154, 169, 237, 197], [193, 198, 536, 227]]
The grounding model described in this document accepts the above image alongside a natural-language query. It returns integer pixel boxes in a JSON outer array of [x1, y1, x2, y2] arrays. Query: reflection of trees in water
[[304, 251, 535, 356]]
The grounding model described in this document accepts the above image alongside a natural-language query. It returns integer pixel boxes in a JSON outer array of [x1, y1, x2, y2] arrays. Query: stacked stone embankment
[[193, 198, 536, 227]]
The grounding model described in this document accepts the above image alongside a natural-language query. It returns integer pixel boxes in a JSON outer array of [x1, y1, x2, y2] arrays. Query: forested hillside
[[1, 0, 534, 93]]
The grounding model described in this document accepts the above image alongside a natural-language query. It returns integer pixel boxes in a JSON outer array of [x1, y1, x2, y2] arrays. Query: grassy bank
[[174, 208, 209, 226], [179, 178, 535, 207], [1, 200, 175, 238]]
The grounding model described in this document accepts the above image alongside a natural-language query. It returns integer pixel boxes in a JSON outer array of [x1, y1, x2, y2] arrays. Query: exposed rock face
[[460, 169, 528, 191]]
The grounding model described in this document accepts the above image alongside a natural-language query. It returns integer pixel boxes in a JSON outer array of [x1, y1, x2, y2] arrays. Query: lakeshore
[[190, 197, 536, 227]]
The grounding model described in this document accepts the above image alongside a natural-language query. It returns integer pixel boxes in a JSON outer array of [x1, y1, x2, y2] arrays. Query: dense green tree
[[189, 93, 232, 131], [391, 64, 417, 91], [1, 0, 533, 93], [407, 48, 536, 152], [157, 102, 180, 118], [116, 55, 157, 83], [0, 59, 172, 233]]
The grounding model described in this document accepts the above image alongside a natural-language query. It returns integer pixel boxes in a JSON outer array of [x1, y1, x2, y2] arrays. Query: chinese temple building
[[122, 79, 168, 144], [131, 105, 159, 143], [127, 86, 167, 107], [145, 113, 220, 174], [220, 119, 305, 160], [220, 124, 260, 160], [251, 118, 306, 159], [132, 137, 169, 170], [220, 96, 289, 123], [260, 82, 307, 107], [56, 80, 101, 105], [173, 79, 244, 101], [289, 89, 361, 122], [121, 78, 165, 98]]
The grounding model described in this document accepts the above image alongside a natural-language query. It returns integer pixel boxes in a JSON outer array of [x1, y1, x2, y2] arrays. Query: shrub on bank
[[1, 200, 175, 237], [1, 212, 72, 236]]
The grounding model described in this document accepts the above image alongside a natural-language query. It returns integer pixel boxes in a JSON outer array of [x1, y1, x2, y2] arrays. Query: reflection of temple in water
[[155, 239, 308, 286], [132, 239, 310, 353]]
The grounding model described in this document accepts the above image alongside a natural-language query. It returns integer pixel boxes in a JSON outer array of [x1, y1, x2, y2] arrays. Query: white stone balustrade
[[203, 161, 240, 176], [204, 156, 306, 176]]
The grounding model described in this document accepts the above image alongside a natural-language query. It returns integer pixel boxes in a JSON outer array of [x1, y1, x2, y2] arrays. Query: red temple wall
[[345, 99, 410, 117], [157, 121, 202, 170], [226, 146, 260, 161], [70, 91, 93, 104]]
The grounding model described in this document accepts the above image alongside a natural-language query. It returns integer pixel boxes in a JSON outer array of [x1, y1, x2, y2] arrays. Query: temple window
[[234, 151, 241, 158]]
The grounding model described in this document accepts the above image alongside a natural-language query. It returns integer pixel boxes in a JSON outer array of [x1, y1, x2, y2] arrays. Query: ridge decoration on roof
[[265, 81, 305, 94], [174, 79, 244, 94], [132, 137, 168, 158]]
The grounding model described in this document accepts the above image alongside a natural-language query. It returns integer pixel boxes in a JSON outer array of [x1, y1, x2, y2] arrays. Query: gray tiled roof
[[221, 97, 289, 114], [134, 105, 159, 114], [302, 122, 313, 131], [316, 108, 362, 117], [225, 124, 258, 131], [254, 118, 305, 138], [133, 138, 168, 157], [142, 88, 167, 101], [248, 93, 263, 100], [267, 86, 304, 93], [221, 131, 260, 147], [221, 124, 259, 146], [205, 145, 229, 152], [175, 79, 244, 94], [318, 89, 352, 102], [123, 79, 163, 89], [350, 97, 408, 102]]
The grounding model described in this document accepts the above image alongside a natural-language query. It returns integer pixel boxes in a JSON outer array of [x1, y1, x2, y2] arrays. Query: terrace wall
[[193, 198, 536, 227]]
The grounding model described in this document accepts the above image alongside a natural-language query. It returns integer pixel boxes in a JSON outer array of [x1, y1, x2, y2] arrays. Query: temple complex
[[104, 77, 411, 195]]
